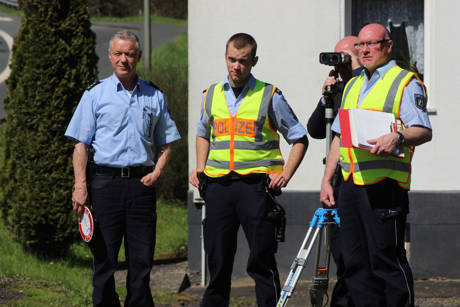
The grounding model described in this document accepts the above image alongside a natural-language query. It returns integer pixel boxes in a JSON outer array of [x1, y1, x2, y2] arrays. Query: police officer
[[189, 33, 308, 307], [65, 30, 180, 306], [307, 36, 362, 139], [307, 36, 362, 306], [321, 24, 432, 307]]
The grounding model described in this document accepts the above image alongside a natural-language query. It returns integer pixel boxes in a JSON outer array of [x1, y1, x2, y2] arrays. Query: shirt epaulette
[[275, 88, 282, 95], [148, 81, 163, 92], [87, 80, 101, 91]]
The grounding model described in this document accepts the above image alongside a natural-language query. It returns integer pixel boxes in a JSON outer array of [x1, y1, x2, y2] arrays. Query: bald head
[[334, 36, 358, 53], [334, 36, 360, 70], [359, 23, 391, 41], [357, 23, 393, 75]]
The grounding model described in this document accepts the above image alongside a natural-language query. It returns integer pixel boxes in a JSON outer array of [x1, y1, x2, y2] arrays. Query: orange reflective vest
[[203, 80, 284, 177], [339, 65, 422, 189]]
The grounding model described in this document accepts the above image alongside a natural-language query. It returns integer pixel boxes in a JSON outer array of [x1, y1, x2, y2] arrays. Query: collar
[[221, 74, 256, 90], [110, 73, 141, 92], [352, 67, 364, 77], [361, 59, 396, 80]]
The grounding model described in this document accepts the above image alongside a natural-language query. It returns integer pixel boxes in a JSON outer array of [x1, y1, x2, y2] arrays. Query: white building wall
[[414, 0, 460, 191], [188, 0, 457, 192]]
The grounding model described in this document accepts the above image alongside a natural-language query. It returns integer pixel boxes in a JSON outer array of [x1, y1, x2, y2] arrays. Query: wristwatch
[[396, 131, 405, 145]]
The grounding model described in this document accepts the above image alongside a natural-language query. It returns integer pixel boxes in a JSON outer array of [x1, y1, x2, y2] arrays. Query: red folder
[[339, 109, 352, 147]]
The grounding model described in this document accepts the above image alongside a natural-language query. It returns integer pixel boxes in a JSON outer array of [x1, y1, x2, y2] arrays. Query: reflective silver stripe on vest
[[205, 83, 217, 139], [383, 69, 410, 113], [255, 84, 274, 142], [339, 159, 410, 173], [339, 160, 350, 172], [340, 77, 359, 108], [210, 140, 279, 150], [206, 159, 284, 169]]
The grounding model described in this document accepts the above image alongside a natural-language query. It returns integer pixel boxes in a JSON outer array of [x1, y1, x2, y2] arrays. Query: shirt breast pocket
[[143, 109, 158, 139]]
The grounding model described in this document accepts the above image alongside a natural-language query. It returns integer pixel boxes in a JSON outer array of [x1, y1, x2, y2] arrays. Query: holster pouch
[[198, 172, 208, 198]]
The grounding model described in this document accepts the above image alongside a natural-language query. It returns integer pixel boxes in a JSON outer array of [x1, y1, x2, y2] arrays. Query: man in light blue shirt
[[330, 59, 431, 134], [321, 24, 432, 307], [65, 30, 180, 307], [190, 33, 308, 307], [196, 74, 306, 144]]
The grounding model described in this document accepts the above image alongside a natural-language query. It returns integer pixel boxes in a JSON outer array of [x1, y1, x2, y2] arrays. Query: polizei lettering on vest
[[213, 118, 257, 137]]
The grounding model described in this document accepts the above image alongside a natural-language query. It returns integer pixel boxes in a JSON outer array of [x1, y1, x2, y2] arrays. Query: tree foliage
[[88, 0, 187, 19], [151, 0, 187, 19], [88, 0, 137, 17], [139, 34, 188, 201], [0, 0, 98, 256]]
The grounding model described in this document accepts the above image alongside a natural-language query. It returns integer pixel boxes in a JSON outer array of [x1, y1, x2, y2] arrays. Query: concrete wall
[[188, 191, 460, 279], [187, 0, 460, 279], [188, 0, 347, 193]]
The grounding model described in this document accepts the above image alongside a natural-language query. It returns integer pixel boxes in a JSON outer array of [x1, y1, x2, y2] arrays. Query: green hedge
[[151, 0, 187, 19], [139, 34, 188, 201], [0, 0, 98, 256]]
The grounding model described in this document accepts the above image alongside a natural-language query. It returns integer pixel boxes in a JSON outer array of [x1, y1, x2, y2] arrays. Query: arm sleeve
[[399, 79, 432, 130], [196, 92, 210, 139], [307, 100, 327, 139], [269, 91, 307, 144], [64, 90, 96, 145], [153, 94, 181, 147]]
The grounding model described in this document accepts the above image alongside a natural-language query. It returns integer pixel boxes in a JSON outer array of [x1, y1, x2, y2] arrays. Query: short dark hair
[[226, 33, 257, 59]]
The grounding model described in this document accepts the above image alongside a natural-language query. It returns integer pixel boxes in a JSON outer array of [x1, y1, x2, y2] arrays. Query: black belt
[[208, 171, 267, 183], [95, 165, 153, 178]]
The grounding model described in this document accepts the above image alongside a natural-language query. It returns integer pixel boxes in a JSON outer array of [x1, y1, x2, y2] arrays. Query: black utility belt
[[208, 171, 267, 183], [95, 165, 153, 178]]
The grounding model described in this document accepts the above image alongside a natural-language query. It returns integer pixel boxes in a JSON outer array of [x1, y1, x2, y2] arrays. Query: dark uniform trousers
[[201, 175, 280, 307], [331, 178, 414, 307], [89, 173, 157, 307]]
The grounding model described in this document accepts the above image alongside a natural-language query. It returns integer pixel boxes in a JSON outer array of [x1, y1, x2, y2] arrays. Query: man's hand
[[268, 173, 288, 190], [141, 170, 161, 187], [367, 132, 399, 157], [189, 168, 203, 188], [322, 70, 339, 97], [320, 178, 335, 207], [72, 183, 87, 217]]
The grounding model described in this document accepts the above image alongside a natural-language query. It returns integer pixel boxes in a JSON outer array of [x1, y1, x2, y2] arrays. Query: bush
[[0, 0, 98, 256], [88, 0, 139, 17], [87, 0, 187, 19], [151, 0, 187, 19], [138, 34, 188, 201]]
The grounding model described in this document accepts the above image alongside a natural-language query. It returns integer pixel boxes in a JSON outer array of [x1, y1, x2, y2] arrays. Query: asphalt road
[[0, 11, 187, 120]]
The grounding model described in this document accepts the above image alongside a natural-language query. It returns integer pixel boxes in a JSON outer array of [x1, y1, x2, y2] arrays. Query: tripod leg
[[310, 218, 335, 306], [277, 227, 322, 307]]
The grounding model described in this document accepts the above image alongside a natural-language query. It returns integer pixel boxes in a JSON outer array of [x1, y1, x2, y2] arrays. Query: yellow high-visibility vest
[[339, 65, 422, 189], [203, 80, 284, 177]]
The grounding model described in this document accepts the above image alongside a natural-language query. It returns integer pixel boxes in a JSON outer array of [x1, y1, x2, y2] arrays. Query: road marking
[[0, 29, 13, 83], [0, 17, 13, 22]]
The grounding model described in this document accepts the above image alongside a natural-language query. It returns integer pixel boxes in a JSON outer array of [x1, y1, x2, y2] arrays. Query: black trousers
[[89, 174, 157, 307], [331, 178, 414, 307], [201, 176, 280, 307]]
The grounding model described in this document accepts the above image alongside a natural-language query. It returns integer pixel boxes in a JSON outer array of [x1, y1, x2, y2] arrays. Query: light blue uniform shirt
[[332, 60, 432, 134], [65, 74, 181, 167], [197, 75, 307, 144]]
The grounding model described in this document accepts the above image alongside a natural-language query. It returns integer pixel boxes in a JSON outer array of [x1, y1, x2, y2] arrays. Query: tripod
[[276, 208, 340, 307]]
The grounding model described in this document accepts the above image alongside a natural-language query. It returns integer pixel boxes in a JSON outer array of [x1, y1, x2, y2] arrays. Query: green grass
[[0, 200, 188, 306], [0, 4, 20, 17], [68, 200, 188, 263], [155, 200, 188, 259]]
